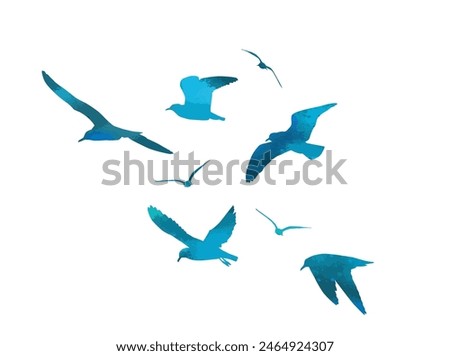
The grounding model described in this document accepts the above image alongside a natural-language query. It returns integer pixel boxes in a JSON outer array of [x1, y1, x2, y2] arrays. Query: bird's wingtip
[[147, 206, 159, 217]]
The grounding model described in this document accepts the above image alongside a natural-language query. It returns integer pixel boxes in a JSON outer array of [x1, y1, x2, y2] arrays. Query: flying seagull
[[256, 209, 310, 236], [245, 103, 337, 182], [242, 49, 282, 88], [148, 206, 237, 266], [301, 254, 373, 314], [155, 160, 211, 187], [166, 75, 238, 121], [42, 71, 172, 153]]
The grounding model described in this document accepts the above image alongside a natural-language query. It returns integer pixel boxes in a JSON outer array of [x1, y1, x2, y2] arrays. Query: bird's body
[[246, 103, 337, 182], [155, 160, 210, 188], [242, 49, 282, 88], [301, 254, 373, 314], [256, 209, 309, 236], [148, 206, 237, 266], [167, 75, 238, 121], [42, 71, 173, 153]]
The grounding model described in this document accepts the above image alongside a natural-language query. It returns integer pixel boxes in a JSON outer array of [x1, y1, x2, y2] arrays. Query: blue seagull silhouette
[[166, 76, 238, 121], [148, 206, 238, 266], [242, 49, 282, 88], [42, 71, 172, 153], [245, 103, 337, 182], [155, 160, 210, 187], [256, 209, 310, 236], [301, 254, 373, 314]]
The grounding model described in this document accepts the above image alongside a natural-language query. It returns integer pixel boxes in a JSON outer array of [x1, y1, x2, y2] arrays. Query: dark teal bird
[[148, 206, 238, 266], [301, 254, 373, 314], [42, 71, 172, 153], [256, 209, 310, 236], [166, 76, 238, 121], [155, 160, 210, 188], [246, 103, 337, 182], [242, 49, 282, 88]]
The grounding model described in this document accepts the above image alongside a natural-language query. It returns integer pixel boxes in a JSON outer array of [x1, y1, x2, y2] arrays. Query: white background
[[1, 1, 449, 355]]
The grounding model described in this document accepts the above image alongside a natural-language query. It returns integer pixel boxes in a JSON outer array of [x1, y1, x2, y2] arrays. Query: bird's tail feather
[[301, 143, 324, 160], [219, 252, 238, 266], [210, 112, 225, 121]]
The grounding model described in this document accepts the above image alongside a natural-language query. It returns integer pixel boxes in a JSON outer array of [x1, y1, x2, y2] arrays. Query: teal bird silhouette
[[242, 49, 282, 88], [301, 254, 373, 314], [148, 206, 238, 266], [155, 160, 210, 187], [246, 103, 337, 182], [166, 76, 238, 121], [256, 209, 310, 236], [42, 71, 172, 153]]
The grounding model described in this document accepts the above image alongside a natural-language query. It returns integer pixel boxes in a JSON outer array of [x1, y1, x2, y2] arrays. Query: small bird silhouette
[[148, 206, 238, 266], [166, 75, 238, 121], [242, 49, 282, 88], [42, 71, 172, 153], [155, 160, 210, 187], [256, 209, 309, 236], [245, 103, 336, 182], [301, 254, 373, 314]]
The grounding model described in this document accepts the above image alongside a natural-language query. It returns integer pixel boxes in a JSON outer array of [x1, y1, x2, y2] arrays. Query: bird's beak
[[265, 138, 270, 142], [78, 138, 85, 142], [300, 264, 306, 270], [177, 257, 181, 262], [165, 108, 170, 111]]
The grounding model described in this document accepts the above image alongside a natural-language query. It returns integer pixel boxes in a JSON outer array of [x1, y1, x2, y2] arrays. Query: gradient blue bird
[[155, 160, 210, 187], [301, 254, 373, 314], [256, 209, 310, 236], [42, 71, 172, 153], [242, 49, 282, 88], [166, 76, 238, 121], [245, 103, 337, 182], [148, 206, 238, 266]]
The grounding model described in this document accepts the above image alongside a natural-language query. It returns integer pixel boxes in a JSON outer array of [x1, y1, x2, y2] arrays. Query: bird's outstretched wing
[[309, 268, 339, 305], [129, 135, 173, 154], [336, 272, 367, 314], [148, 206, 201, 247], [204, 206, 236, 248], [281, 226, 310, 232], [267, 67, 283, 88], [201, 76, 238, 90], [289, 103, 337, 141], [188, 160, 211, 182], [242, 49, 263, 63], [245, 141, 288, 182], [42, 71, 110, 127], [154, 179, 186, 185], [180, 76, 237, 107], [255, 209, 278, 230]]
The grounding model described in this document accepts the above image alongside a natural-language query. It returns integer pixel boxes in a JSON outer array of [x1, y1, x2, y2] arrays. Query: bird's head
[[166, 104, 181, 112], [266, 131, 284, 142], [300, 257, 312, 271], [177, 248, 192, 262], [78, 130, 91, 142], [79, 129, 105, 142]]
